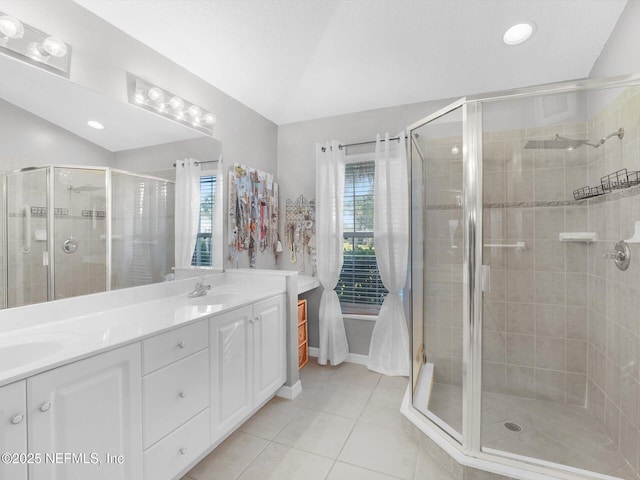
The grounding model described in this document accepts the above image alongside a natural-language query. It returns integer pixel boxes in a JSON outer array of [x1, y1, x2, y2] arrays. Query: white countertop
[[0, 273, 287, 388], [297, 275, 321, 294]]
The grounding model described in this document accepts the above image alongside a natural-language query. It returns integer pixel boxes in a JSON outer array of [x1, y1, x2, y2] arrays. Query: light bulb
[[187, 105, 202, 119], [168, 96, 184, 110], [0, 16, 24, 39], [147, 87, 164, 104], [134, 92, 145, 104], [26, 42, 48, 62], [203, 113, 216, 125], [42, 37, 67, 57], [451, 145, 459, 155]]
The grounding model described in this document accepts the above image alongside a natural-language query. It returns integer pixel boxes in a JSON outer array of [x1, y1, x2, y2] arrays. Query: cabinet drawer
[[143, 349, 209, 448], [297, 321, 307, 345], [297, 299, 306, 325], [298, 341, 309, 369], [143, 408, 209, 480], [142, 320, 208, 374]]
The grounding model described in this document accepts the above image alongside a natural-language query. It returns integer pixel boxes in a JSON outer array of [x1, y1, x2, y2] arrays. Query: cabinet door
[[0, 380, 27, 480], [27, 343, 143, 480], [253, 295, 286, 406], [210, 305, 253, 439]]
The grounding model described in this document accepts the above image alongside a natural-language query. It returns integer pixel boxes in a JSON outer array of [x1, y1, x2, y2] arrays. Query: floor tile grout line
[[229, 434, 271, 480]]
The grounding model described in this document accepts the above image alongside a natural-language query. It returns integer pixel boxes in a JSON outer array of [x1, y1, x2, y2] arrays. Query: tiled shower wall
[[585, 85, 640, 472], [481, 124, 590, 405], [423, 134, 464, 387]]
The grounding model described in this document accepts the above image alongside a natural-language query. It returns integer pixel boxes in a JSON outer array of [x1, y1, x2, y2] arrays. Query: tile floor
[[182, 359, 457, 480], [428, 382, 635, 479]]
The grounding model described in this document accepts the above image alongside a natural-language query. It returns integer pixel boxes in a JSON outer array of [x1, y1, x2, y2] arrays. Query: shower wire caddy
[[573, 168, 640, 200]]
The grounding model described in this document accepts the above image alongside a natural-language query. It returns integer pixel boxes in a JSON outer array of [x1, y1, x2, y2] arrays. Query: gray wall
[[1, 0, 278, 270], [278, 98, 450, 354], [0, 98, 115, 171], [590, 0, 640, 78]]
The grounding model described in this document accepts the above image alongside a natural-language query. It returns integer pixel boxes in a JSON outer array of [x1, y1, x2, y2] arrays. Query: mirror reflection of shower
[[524, 127, 624, 149], [3, 166, 175, 308]]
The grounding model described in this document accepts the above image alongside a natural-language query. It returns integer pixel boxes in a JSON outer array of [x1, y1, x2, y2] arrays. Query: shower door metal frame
[[407, 71, 640, 480]]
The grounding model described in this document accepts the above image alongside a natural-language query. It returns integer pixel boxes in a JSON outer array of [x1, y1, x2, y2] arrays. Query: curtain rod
[[321, 135, 409, 152], [172, 159, 219, 167]]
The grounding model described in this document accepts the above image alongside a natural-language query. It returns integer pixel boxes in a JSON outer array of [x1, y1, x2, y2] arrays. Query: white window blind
[[191, 175, 216, 266], [335, 161, 387, 314]]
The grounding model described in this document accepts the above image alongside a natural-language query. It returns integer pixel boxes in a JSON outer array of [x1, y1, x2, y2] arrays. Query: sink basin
[[0, 341, 64, 371], [188, 292, 248, 307]]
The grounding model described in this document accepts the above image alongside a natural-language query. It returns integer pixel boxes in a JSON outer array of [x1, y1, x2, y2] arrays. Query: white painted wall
[[1, 0, 278, 269]]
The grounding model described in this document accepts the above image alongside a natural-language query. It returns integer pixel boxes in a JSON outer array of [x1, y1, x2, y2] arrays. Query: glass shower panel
[[480, 86, 640, 477], [53, 168, 107, 300], [411, 107, 464, 441], [5, 168, 49, 307], [111, 172, 174, 290]]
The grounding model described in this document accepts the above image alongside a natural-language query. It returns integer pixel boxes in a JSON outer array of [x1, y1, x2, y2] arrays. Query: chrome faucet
[[187, 276, 212, 298]]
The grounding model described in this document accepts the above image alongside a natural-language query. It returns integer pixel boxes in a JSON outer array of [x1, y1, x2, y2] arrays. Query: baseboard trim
[[276, 380, 302, 400], [308, 347, 368, 366]]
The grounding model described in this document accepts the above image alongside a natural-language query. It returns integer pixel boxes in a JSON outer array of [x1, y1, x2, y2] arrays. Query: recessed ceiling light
[[87, 120, 104, 130], [503, 22, 535, 46]]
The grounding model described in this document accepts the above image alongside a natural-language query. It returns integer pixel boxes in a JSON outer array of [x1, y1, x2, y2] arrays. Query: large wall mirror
[[0, 53, 223, 309]]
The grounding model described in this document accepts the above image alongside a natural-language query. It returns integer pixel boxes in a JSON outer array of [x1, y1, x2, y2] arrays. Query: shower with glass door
[[408, 75, 640, 480], [2, 165, 175, 308]]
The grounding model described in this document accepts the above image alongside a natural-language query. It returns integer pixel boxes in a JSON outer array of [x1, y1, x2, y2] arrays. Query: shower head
[[524, 135, 592, 150], [67, 185, 104, 193], [524, 128, 624, 150]]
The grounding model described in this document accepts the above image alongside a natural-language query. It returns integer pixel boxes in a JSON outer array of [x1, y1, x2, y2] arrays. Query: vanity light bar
[[128, 75, 216, 136], [0, 11, 70, 75]]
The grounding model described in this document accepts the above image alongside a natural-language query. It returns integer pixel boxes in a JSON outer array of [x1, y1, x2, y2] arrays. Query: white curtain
[[211, 155, 224, 269], [175, 158, 201, 268], [315, 141, 349, 365], [367, 133, 411, 376]]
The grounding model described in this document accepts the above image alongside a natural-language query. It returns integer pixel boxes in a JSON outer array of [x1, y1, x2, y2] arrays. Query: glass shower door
[[53, 167, 107, 300], [5, 168, 49, 307], [410, 105, 465, 441]]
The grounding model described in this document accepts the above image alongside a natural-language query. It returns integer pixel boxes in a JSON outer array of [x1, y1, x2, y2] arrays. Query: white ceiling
[[0, 52, 204, 151], [74, 0, 627, 125]]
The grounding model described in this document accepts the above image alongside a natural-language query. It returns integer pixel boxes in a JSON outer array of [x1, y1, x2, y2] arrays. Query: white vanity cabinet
[[210, 294, 286, 439], [141, 321, 210, 480], [27, 343, 143, 480], [0, 380, 28, 480]]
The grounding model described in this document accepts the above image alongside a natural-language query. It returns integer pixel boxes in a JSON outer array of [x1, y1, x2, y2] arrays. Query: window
[[191, 175, 216, 266], [335, 161, 387, 314]]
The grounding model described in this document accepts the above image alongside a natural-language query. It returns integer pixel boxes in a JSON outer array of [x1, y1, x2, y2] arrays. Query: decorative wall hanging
[[228, 164, 279, 268], [285, 195, 316, 276]]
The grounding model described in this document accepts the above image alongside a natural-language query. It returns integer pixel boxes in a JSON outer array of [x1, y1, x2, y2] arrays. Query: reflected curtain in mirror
[[175, 159, 201, 268]]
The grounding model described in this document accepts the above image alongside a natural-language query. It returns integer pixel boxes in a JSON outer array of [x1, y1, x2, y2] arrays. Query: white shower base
[[407, 373, 633, 479]]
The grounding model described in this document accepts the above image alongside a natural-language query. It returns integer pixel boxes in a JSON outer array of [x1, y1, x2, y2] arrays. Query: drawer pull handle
[[39, 402, 51, 412], [11, 413, 24, 424], [255, 316, 260, 323], [178, 341, 185, 349], [249, 319, 254, 325], [178, 391, 187, 399], [179, 448, 187, 455]]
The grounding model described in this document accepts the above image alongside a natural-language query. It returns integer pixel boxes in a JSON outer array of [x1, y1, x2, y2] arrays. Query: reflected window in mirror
[[192, 175, 216, 266]]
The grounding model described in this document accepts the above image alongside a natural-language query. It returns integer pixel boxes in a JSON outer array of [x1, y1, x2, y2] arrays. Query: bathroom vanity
[[0, 271, 296, 480]]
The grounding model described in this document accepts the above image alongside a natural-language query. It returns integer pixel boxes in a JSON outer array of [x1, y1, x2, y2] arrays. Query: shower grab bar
[[483, 241, 526, 251], [21, 205, 31, 254]]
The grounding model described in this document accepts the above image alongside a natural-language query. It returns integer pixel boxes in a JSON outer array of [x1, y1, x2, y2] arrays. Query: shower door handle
[[480, 265, 491, 293]]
